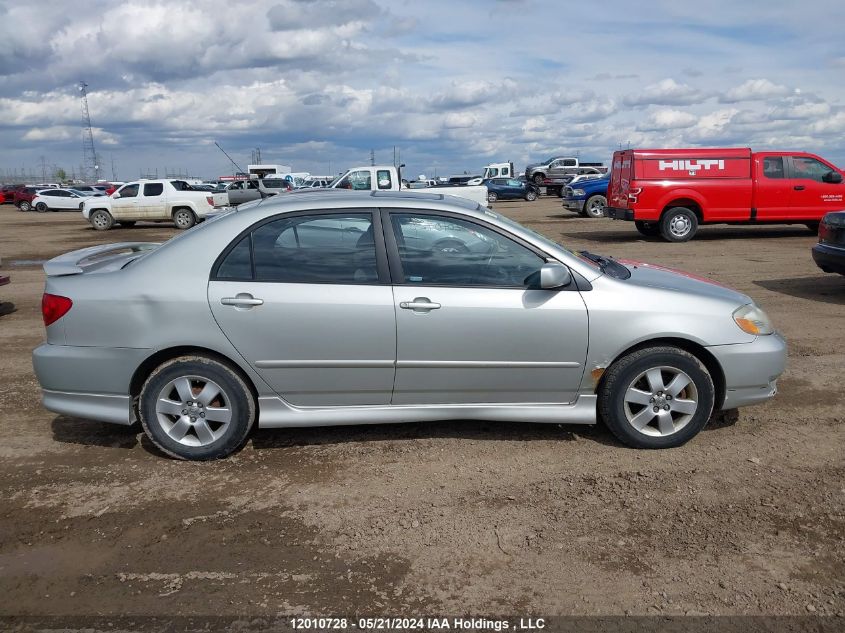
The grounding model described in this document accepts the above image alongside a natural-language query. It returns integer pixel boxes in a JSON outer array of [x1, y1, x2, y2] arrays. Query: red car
[[13, 187, 46, 211], [607, 148, 845, 241]]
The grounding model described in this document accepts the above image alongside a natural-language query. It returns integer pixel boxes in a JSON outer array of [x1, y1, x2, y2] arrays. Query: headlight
[[733, 304, 774, 336], [572, 188, 585, 196]]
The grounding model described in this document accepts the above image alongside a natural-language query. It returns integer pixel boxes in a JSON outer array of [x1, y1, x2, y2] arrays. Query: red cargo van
[[606, 148, 845, 241]]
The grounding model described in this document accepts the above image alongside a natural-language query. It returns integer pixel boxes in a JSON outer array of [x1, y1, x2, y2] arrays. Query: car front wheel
[[487, 192, 498, 202], [598, 346, 715, 448], [89, 209, 114, 230], [525, 190, 538, 201], [139, 356, 255, 460]]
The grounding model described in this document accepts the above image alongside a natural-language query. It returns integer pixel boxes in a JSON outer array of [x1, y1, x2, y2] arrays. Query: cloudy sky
[[1, 0, 844, 182]]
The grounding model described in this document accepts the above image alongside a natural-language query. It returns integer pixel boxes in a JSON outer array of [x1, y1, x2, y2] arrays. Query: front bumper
[[812, 242, 845, 274], [563, 199, 585, 212], [707, 332, 787, 410], [605, 207, 634, 221]]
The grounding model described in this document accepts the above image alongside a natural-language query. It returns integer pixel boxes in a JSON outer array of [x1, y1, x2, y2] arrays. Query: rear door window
[[143, 183, 164, 196], [763, 157, 785, 179]]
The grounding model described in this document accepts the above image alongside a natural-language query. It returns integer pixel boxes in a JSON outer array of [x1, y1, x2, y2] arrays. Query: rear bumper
[[563, 199, 585, 212], [42, 389, 133, 425], [707, 333, 787, 410], [812, 242, 845, 274], [605, 207, 634, 221]]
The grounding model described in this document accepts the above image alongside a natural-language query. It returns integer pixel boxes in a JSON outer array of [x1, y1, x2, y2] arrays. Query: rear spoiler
[[44, 242, 160, 277]]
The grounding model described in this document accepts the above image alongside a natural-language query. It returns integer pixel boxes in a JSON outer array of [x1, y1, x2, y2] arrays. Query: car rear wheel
[[584, 195, 607, 218], [634, 220, 661, 236], [89, 209, 114, 230], [173, 208, 196, 230], [525, 190, 538, 202], [487, 192, 498, 202], [139, 356, 255, 461], [35, 202, 48, 213], [18, 201, 31, 211], [598, 346, 715, 449], [660, 207, 698, 242]]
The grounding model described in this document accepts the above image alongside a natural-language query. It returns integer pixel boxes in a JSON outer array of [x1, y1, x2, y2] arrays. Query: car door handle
[[399, 297, 441, 311], [794, 185, 805, 191], [221, 293, 264, 308]]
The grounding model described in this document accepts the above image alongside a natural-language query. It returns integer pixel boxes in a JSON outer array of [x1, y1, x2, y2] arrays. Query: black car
[[812, 211, 845, 275], [483, 177, 539, 202]]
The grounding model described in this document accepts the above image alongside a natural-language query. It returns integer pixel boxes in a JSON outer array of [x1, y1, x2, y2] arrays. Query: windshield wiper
[[579, 250, 631, 280]]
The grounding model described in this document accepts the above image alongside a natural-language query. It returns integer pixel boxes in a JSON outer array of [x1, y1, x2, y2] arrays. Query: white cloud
[[623, 79, 709, 107], [638, 109, 698, 131], [720, 79, 792, 103]]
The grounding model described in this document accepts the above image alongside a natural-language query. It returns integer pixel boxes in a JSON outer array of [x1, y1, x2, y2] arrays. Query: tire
[[119, 221, 137, 227], [433, 239, 470, 254], [532, 173, 545, 185], [89, 209, 114, 231], [139, 355, 255, 461], [525, 190, 538, 202], [635, 220, 661, 237], [487, 192, 498, 203], [805, 222, 820, 234], [584, 195, 607, 218], [18, 200, 31, 212], [660, 207, 698, 242], [598, 346, 715, 449], [173, 208, 196, 230], [35, 202, 48, 213]]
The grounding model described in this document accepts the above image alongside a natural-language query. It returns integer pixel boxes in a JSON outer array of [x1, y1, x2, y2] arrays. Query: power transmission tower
[[370, 149, 375, 166], [78, 81, 100, 182]]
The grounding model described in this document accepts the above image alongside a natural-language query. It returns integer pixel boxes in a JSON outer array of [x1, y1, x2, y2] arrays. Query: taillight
[[818, 221, 830, 242], [206, 196, 214, 206], [628, 187, 642, 204], [42, 293, 72, 327]]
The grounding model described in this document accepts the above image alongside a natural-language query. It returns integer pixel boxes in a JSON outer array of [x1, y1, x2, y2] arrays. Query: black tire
[[119, 221, 137, 227], [635, 220, 661, 237], [35, 202, 48, 213], [18, 200, 31, 212], [532, 173, 545, 185], [660, 207, 698, 242], [433, 239, 470, 254], [139, 355, 255, 461], [584, 195, 607, 218], [525, 190, 538, 202], [173, 208, 196, 230], [598, 346, 715, 449], [805, 222, 820, 234], [89, 209, 114, 230], [487, 192, 498, 203]]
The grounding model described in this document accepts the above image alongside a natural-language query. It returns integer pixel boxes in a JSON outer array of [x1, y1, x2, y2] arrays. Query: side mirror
[[539, 262, 572, 289], [823, 171, 843, 184], [112, 192, 121, 198]]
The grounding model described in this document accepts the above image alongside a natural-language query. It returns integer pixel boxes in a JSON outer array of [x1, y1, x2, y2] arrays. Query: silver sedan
[[33, 190, 786, 460]]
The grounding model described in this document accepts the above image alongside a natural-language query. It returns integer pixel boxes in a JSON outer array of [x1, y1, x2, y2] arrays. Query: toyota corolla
[[33, 190, 786, 460]]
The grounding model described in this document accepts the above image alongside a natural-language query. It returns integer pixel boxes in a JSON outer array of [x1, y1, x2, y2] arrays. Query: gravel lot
[[0, 198, 842, 625]]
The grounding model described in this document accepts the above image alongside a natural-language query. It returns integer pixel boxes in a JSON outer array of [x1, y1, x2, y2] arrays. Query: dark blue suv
[[483, 178, 539, 203]]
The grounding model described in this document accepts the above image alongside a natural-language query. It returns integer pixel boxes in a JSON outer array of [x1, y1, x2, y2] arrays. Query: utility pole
[[370, 149, 375, 166], [78, 81, 100, 182], [39, 156, 47, 182]]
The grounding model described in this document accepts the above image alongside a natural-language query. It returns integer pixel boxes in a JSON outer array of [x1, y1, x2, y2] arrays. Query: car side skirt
[[256, 395, 598, 428]]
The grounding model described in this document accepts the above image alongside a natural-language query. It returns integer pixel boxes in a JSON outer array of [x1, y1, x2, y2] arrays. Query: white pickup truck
[[330, 165, 489, 207], [82, 179, 214, 231]]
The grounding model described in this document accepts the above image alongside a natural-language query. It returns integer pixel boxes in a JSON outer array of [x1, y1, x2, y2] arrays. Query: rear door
[[787, 155, 845, 220], [608, 150, 633, 211], [208, 210, 396, 407], [753, 155, 792, 220], [140, 182, 166, 218]]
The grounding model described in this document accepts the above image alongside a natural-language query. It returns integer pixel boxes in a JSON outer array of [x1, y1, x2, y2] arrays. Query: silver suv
[[33, 190, 786, 460]]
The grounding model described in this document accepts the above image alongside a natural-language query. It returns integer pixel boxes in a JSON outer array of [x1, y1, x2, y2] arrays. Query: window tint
[[42, 190, 59, 197], [564, 159, 577, 167], [118, 184, 139, 198], [252, 213, 378, 283], [792, 156, 833, 182], [144, 183, 164, 196], [763, 157, 785, 179], [262, 179, 286, 189], [337, 170, 371, 190], [246, 180, 258, 190], [217, 235, 252, 279], [376, 170, 392, 190], [390, 214, 545, 287]]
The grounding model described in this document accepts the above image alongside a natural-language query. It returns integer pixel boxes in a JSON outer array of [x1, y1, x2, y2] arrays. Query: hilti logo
[[658, 159, 725, 173]]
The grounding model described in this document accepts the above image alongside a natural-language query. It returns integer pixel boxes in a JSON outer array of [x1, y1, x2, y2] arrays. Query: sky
[[1, 0, 844, 182]]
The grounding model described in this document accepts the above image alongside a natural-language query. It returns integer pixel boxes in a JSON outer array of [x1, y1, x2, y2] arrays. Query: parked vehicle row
[[562, 174, 610, 218]]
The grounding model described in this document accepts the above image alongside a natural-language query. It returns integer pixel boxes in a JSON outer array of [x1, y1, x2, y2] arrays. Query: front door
[[208, 210, 396, 407], [384, 210, 589, 405], [111, 183, 140, 220], [787, 155, 845, 220]]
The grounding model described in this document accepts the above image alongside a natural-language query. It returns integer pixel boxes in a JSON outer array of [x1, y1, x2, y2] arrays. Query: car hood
[[617, 259, 752, 305]]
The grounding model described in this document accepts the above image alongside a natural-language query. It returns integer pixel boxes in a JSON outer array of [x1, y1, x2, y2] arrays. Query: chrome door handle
[[221, 293, 264, 308], [794, 185, 805, 191], [399, 297, 441, 311]]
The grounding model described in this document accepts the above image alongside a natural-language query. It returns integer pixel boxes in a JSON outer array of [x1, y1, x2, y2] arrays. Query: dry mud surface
[[0, 199, 842, 628]]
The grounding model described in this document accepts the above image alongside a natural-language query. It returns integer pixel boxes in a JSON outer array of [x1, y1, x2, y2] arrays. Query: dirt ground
[[0, 198, 842, 628]]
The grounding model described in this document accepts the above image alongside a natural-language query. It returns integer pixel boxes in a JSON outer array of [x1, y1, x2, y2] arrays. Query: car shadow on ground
[[51, 416, 139, 450], [0, 301, 16, 317], [573, 226, 816, 243], [754, 275, 845, 305]]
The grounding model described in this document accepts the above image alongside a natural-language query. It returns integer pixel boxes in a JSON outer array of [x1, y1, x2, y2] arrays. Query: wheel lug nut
[[649, 397, 655, 403], [653, 406, 659, 413], [181, 409, 187, 415], [186, 401, 192, 406], [200, 412, 205, 418], [664, 405, 670, 411], [190, 416, 196, 422], [666, 395, 672, 400]]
